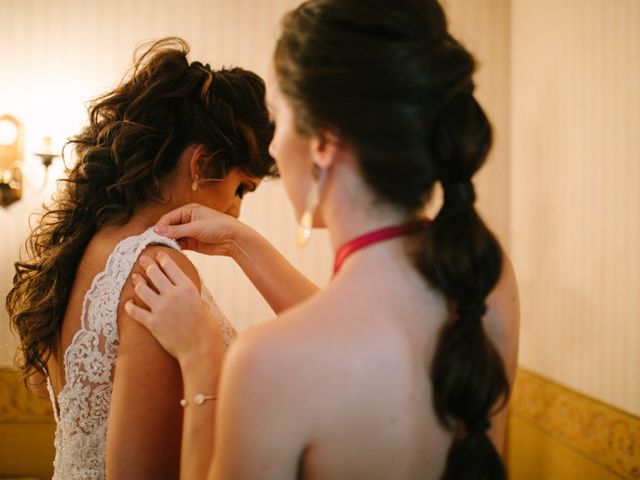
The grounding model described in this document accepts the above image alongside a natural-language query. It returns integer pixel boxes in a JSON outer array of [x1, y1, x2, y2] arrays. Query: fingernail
[[156, 251, 168, 261], [139, 256, 151, 267], [153, 225, 168, 235], [131, 273, 140, 284]]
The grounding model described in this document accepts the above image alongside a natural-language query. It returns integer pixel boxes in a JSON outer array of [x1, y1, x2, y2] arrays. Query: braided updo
[[7, 37, 275, 380]]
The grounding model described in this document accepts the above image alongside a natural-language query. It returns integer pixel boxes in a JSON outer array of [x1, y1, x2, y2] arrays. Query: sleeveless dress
[[45, 228, 236, 479]]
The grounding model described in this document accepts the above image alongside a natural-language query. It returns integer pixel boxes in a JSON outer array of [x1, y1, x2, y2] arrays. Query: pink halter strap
[[333, 218, 430, 276]]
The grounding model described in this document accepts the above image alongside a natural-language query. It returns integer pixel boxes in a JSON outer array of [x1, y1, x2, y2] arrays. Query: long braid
[[424, 88, 508, 479]]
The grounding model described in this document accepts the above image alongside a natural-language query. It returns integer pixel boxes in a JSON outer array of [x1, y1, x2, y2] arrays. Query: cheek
[[194, 182, 238, 213], [274, 135, 313, 217]]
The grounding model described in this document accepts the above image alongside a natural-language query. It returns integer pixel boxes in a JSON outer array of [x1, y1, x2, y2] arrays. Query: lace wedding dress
[[46, 228, 235, 479]]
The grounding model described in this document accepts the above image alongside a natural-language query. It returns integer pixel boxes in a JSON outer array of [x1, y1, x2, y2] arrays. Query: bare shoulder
[[136, 244, 201, 289], [116, 244, 202, 360], [222, 294, 338, 400], [215, 303, 327, 455], [220, 288, 365, 422]]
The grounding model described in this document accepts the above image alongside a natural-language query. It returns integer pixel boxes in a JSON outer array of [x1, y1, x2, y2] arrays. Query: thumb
[[154, 223, 197, 241]]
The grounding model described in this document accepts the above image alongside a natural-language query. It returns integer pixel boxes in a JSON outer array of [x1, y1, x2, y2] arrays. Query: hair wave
[[7, 37, 275, 380]]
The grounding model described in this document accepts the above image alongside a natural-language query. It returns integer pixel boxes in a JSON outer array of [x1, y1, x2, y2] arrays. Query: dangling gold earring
[[297, 165, 323, 247], [191, 174, 199, 192]]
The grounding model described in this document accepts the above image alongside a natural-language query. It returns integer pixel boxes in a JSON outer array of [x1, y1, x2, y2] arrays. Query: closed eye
[[236, 182, 257, 199]]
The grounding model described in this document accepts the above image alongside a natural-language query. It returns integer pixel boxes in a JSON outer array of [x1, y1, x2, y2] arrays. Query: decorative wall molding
[[510, 368, 640, 479], [0, 368, 53, 423]]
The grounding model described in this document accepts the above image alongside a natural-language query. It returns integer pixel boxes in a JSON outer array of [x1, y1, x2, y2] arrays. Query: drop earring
[[191, 174, 199, 192], [297, 165, 323, 247]]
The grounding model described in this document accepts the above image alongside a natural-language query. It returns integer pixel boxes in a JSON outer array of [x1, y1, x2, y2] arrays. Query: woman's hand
[[153, 203, 243, 257], [154, 202, 320, 314], [124, 251, 224, 368]]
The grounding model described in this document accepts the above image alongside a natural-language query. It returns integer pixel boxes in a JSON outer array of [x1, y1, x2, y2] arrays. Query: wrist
[[178, 337, 222, 369], [229, 221, 257, 262], [179, 347, 224, 391]]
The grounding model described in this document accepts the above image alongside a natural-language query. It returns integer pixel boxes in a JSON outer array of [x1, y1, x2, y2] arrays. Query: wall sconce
[[0, 114, 24, 207], [34, 136, 59, 191]]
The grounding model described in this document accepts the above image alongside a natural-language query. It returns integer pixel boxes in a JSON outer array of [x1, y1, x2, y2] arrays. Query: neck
[[326, 205, 413, 253], [128, 201, 179, 231], [319, 164, 414, 253], [101, 179, 190, 237]]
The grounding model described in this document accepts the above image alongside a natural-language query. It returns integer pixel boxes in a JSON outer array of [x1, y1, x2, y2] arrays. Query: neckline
[[332, 218, 430, 276]]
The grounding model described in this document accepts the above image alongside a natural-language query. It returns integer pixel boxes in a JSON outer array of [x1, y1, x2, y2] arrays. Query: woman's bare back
[[216, 239, 519, 480]]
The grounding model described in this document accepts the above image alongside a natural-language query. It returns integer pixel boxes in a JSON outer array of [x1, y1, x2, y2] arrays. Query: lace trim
[[47, 228, 234, 479], [201, 283, 236, 348]]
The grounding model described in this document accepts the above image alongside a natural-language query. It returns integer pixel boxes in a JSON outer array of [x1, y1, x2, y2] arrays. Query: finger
[[155, 203, 200, 227], [154, 222, 201, 242], [132, 273, 161, 308], [124, 299, 154, 328], [155, 251, 192, 286], [138, 256, 174, 292]]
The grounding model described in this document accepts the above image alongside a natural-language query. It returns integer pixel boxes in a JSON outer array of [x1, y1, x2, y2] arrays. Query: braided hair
[[275, 1, 508, 478]]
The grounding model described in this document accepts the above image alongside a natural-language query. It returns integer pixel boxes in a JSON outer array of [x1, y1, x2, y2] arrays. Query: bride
[[6, 37, 275, 479]]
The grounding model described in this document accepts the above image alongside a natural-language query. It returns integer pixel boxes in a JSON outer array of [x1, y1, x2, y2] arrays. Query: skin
[[127, 72, 520, 479], [45, 143, 260, 479]]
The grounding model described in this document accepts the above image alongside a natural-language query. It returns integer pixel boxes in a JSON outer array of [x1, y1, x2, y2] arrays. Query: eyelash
[[236, 184, 250, 199]]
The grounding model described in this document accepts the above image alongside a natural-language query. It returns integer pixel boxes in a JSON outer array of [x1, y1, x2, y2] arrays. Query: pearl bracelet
[[180, 393, 217, 407]]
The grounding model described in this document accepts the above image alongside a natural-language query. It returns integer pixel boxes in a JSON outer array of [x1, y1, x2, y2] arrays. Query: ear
[[188, 144, 216, 179], [309, 131, 341, 171]]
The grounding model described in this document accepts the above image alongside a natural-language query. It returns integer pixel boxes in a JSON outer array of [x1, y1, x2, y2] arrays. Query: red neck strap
[[333, 218, 430, 276]]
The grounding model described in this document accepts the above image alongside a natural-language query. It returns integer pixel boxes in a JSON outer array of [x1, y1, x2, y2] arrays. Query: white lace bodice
[[46, 228, 235, 479]]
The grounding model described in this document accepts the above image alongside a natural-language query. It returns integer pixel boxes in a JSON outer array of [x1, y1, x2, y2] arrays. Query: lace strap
[[63, 228, 181, 382], [80, 229, 181, 331]]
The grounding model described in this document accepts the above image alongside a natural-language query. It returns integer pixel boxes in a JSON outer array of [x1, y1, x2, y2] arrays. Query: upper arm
[[492, 253, 520, 383], [486, 253, 520, 453], [210, 325, 308, 480], [106, 246, 201, 479]]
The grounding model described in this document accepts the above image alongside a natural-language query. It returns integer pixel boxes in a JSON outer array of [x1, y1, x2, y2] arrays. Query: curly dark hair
[[6, 37, 275, 380], [275, 1, 508, 478]]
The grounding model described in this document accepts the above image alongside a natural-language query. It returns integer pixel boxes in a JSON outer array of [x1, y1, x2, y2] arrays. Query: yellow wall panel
[[508, 369, 640, 479], [0, 369, 55, 479], [507, 416, 623, 480]]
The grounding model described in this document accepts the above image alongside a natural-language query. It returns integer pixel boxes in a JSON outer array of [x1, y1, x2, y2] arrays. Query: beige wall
[[510, 0, 640, 415], [448, 0, 640, 418]]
